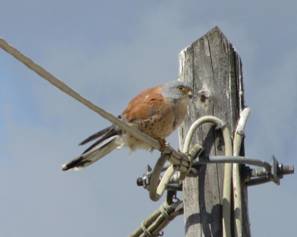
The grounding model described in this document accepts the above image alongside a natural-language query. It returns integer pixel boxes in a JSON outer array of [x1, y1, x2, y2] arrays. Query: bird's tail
[[62, 126, 122, 171]]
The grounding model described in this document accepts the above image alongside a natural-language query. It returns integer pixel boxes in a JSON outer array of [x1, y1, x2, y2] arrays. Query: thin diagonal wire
[[0, 38, 160, 149]]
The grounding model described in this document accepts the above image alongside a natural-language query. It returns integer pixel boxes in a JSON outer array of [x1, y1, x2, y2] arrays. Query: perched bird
[[62, 80, 193, 171]]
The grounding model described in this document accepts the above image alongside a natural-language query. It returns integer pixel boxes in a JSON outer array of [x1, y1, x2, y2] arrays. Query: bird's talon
[[158, 138, 167, 152]]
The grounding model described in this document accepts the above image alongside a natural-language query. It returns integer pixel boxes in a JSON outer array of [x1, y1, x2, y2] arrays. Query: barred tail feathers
[[62, 138, 121, 171], [62, 126, 122, 171]]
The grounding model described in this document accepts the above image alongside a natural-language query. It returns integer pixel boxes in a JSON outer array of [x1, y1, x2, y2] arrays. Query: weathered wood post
[[178, 26, 250, 237]]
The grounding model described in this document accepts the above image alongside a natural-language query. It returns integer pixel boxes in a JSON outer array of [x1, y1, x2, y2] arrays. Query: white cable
[[233, 107, 251, 237]]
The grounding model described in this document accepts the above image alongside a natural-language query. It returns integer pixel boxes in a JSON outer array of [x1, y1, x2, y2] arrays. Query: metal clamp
[[243, 155, 294, 186]]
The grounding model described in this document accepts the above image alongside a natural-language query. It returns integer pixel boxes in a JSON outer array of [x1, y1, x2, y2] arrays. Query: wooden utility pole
[[178, 26, 250, 237]]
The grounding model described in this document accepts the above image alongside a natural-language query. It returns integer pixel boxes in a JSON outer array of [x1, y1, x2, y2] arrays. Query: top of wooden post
[[179, 26, 248, 237]]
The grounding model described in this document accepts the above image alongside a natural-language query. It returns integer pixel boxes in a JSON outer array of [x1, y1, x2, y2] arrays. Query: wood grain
[[178, 26, 250, 237]]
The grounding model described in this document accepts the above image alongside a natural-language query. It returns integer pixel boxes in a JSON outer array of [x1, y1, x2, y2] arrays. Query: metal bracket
[[137, 155, 294, 191], [243, 156, 294, 186]]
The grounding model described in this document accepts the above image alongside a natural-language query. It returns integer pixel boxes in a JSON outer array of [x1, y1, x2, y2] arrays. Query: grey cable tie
[[141, 222, 153, 237], [160, 205, 170, 219]]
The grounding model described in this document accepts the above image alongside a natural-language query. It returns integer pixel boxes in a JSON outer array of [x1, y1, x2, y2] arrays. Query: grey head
[[161, 80, 193, 100]]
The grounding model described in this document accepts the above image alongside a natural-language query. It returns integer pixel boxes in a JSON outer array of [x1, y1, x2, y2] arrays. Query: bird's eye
[[178, 86, 187, 93], [177, 85, 184, 91]]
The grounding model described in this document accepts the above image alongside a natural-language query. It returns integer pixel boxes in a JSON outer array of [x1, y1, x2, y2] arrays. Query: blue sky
[[0, 0, 296, 236]]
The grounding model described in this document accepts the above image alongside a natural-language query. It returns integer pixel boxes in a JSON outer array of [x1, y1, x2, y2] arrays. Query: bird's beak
[[187, 89, 193, 99]]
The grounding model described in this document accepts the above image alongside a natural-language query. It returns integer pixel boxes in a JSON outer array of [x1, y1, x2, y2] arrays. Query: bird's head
[[162, 80, 193, 100]]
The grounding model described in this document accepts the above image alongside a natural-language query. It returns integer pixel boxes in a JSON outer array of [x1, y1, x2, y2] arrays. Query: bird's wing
[[79, 126, 114, 145], [122, 86, 172, 122], [80, 126, 119, 154]]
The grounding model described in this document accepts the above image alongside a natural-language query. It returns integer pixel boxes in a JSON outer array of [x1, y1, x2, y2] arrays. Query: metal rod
[[193, 156, 271, 171]]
